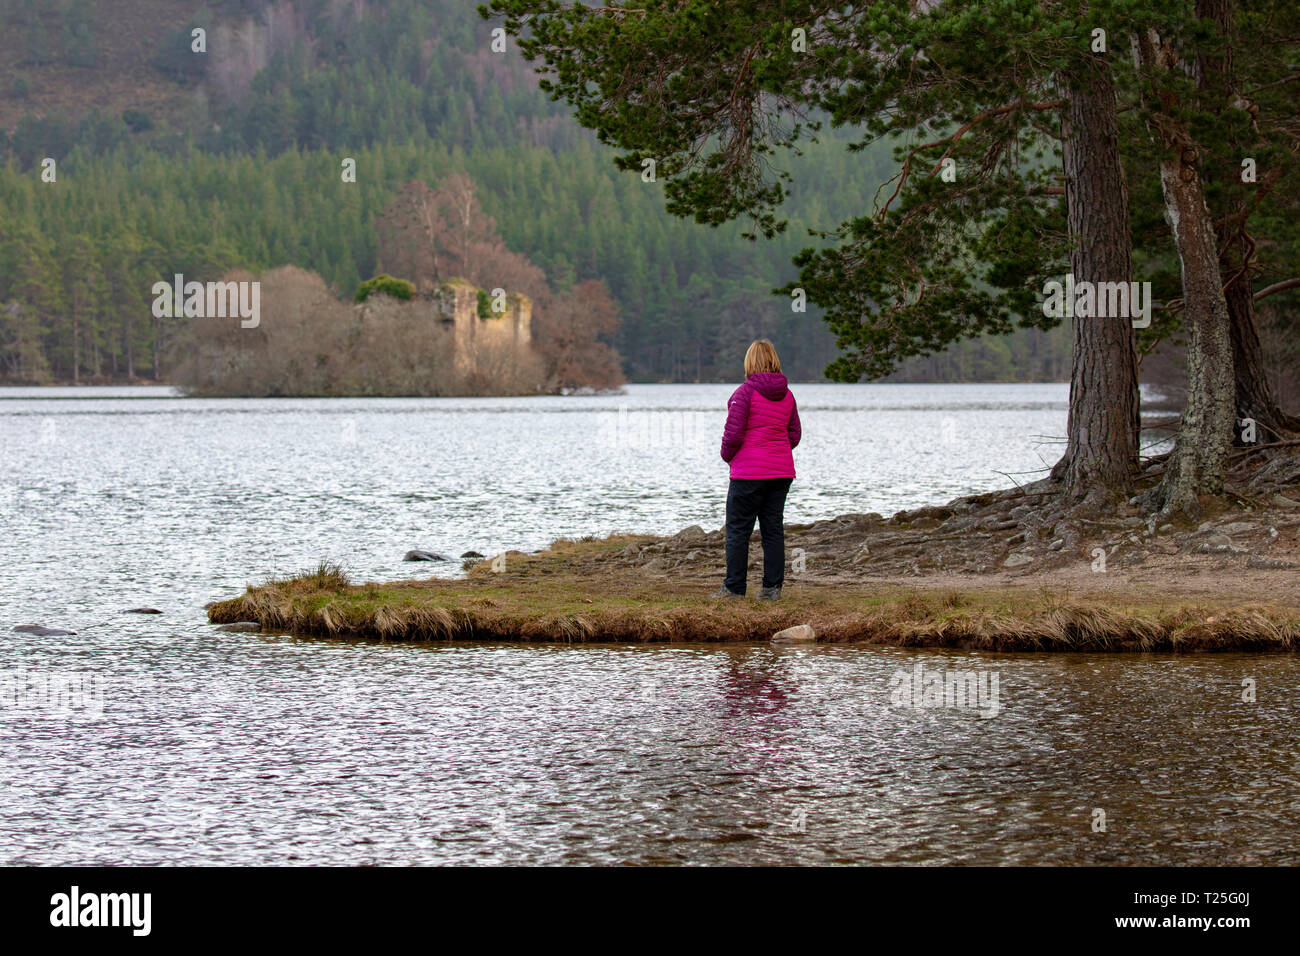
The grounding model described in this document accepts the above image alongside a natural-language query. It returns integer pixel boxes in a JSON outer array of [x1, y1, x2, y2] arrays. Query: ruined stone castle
[[427, 278, 532, 352], [356, 278, 532, 370]]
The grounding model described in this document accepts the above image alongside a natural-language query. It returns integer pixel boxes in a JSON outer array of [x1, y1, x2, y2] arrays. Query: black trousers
[[724, 477, 793, 594]]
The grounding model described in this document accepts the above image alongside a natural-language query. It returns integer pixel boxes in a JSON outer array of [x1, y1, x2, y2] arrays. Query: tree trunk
[[1193, 0, 1298, 441], [1050, 62, 1141, 509], [1154, 156, 1234, 516], [1137, 29, 1236, 519], [1228, 271, 1298, 439]]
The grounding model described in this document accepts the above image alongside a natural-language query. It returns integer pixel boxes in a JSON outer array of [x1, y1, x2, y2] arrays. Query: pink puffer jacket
[[720, 372, 801, 479]]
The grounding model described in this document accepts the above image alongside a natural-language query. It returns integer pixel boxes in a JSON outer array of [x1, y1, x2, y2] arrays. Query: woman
[[713, 340, 801, 601]]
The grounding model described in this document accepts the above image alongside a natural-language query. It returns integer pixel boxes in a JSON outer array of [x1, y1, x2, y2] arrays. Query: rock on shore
[[772, 624, 816, 643]]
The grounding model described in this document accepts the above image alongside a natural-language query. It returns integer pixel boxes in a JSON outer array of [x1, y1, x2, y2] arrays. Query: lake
[[1, 383, 1293, 865]]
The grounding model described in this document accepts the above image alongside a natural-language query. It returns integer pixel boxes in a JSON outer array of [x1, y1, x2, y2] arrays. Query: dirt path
[[583, 477, 1300, 607]]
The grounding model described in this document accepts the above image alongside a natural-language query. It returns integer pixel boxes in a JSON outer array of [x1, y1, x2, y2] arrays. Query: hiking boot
[[758, 586, 782, 601], [710, 586, 744, 599]]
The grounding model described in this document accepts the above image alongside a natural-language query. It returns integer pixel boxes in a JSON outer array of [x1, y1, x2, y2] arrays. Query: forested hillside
[[0, 0, 1070, 384]]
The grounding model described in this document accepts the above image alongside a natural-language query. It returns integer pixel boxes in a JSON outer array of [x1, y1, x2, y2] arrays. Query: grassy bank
[[206, 537, 1300, 652]]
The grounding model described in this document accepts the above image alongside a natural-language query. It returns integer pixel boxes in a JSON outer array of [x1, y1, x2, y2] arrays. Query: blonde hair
[[744, 339, 782, 376]]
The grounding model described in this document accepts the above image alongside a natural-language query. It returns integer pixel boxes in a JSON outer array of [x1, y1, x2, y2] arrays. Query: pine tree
[[483, 0, 1149, 504]]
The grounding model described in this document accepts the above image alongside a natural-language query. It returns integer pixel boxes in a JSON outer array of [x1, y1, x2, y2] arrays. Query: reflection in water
[[721, 649, 796, 719], [0, 636, 1297, 865], [717, 650, 802, 827], [0, 385, 1291, 865]]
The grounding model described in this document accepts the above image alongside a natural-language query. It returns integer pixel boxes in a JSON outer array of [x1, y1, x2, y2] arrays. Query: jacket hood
[[746, 371, 789, 401]]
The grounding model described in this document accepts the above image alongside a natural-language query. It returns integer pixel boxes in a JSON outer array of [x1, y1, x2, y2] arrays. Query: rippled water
[[1, 384, 1294, 865]]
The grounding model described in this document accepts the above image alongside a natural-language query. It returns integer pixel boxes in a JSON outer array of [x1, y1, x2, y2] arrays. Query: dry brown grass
[[207, 555, 1300, 652]]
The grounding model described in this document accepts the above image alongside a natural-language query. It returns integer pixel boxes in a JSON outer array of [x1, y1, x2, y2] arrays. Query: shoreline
[[207, 481, 1300, 650], [206, 572, 1300, 652]]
